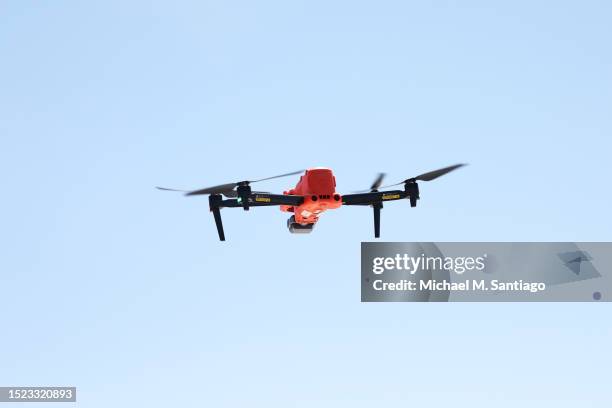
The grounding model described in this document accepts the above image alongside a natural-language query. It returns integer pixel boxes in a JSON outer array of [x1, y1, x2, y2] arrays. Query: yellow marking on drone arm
[[382, 194, 400, 200]]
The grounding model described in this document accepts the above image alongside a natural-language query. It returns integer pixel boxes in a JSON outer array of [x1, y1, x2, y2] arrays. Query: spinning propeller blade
[[156, 187, 188, 192], [185, 182, 240, 196], [352, 172, 387, 193], [250, 170, 306, 183], [157, 170, 305, 197], [380, 163, 466, 188], [370, 173, 386, 191]]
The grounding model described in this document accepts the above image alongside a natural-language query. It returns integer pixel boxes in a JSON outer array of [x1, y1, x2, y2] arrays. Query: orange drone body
[[280, 168, 342, 224]]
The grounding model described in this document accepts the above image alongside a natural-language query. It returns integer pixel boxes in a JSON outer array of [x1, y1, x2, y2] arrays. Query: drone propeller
[[185, 182, 242, 196], [155, 187, 188, 192], [380, 163, 466, 188], [185, 170, 304, 196], [370, 172, 386, 191], [351, 172, 387, 193], [157, 170, 305, 197]]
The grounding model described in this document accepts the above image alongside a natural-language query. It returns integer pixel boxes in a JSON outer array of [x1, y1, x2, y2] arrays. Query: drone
[[157, 164, 465, 241]]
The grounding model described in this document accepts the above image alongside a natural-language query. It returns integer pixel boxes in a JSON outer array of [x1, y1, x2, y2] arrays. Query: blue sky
[[1, 1, 611, 406]]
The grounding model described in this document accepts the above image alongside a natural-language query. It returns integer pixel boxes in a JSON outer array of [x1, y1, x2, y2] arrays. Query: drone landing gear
[[209, 194, 226, 241], [373, 202, 382, 238]]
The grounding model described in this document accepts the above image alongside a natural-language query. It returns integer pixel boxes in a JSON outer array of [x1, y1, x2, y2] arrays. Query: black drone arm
[[209, 193, 304, 241], [342, 185, 419, 238], [341, 190, 408, 206], [217, 193, 304, 208]]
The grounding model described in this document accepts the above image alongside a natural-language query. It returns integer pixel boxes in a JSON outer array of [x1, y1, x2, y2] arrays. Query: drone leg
[[211, 207, 225, 241], [373, 202, 382, 238], [209, 194, 226, 241]]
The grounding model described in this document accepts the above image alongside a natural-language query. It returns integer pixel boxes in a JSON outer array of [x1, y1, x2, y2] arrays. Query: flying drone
[[157, 164, 465, 241]]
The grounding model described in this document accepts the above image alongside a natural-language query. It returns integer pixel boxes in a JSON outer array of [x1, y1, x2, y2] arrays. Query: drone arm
[[246, 193, 304, 207], [341, 190, 408, 206], [207, 194, 304, 241], [217, 194, 304, 208], [342, 190, 409, 239]]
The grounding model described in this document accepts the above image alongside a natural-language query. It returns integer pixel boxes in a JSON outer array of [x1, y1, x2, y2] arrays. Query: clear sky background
[[1, 1, 611, 407]]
